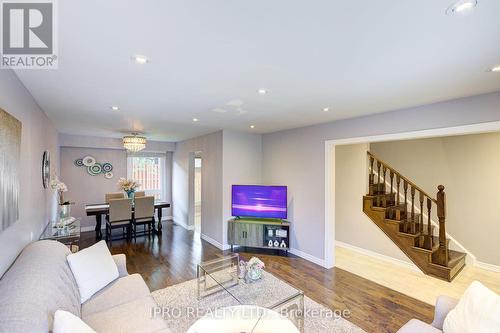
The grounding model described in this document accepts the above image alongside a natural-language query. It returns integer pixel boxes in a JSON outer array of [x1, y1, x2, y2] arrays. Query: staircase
[[363, 152, 466, 282]]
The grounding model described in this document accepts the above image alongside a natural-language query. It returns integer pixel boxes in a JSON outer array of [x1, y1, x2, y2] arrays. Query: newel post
[[436, 185, 449, 266]]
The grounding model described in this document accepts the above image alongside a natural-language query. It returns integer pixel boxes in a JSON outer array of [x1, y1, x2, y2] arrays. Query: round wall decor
[[74, 158, 84, 167], [42, 151, 50, 189], [87, 163, 102, 176], [82, 156, 96, 167], [102, 163, 113, 172], [104, 172, 114, 179]]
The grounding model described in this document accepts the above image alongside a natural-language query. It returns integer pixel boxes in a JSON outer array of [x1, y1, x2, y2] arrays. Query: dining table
[[85, 201, 171, 239]]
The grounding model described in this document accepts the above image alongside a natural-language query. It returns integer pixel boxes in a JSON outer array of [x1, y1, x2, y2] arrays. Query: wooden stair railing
[[365, 151, 465, 281]]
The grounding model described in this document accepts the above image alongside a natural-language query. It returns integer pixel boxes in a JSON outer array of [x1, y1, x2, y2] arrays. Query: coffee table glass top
[[197, 254, 304, 332]]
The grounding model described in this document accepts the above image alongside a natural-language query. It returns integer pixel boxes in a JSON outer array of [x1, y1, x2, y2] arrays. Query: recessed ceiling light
[[489, 65, 500, 72], [133, 55, 149, 64], [323, 107, 330, 112], [258, 89, 268, 95], [250, 125, 255, 129], [192, 118, 199, 122], [447, 0, 477, 15], [111, 106, 119, 111]]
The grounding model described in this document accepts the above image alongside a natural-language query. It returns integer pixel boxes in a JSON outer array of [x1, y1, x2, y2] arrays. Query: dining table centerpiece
[[118, 177, 140, 198], [50, 177, 73, 220]]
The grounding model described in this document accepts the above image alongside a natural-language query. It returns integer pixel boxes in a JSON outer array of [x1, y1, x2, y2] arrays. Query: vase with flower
[[50, 178, 73, 221], [118, 178, 140, 199], [245, 257, 265, 283]]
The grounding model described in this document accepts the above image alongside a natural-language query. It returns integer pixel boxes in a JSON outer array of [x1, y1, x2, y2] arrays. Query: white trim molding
[[289, 248, 326, 267], [475, 261, 500, 273], [336, 241, 420, 272], [174, 220, 195, 231], [200, 233, 230, 250]]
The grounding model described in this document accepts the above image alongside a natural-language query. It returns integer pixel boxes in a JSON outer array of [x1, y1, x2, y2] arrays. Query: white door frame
[[324, 120, 500, 269]]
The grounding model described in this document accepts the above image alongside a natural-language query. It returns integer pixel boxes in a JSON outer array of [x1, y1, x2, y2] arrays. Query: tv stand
[[227, 218, 290, 255]]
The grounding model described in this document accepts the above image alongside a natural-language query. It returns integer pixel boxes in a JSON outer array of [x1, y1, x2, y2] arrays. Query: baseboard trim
[[475, 261, 500, 273], [173, 220, 195, 231], [200, 233, 229, 250], [335, 240, 420, 272], [289, 248, 326, 268]]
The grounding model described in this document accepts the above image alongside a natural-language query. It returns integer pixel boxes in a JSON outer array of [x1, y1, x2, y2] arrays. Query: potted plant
[[118, 178, 140, 198], [50, 178, 72, 220]]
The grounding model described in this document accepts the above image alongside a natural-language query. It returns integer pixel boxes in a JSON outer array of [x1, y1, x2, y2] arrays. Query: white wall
[[262, 91, 500, 263], [173, 131, 224, 244], [0, 70, 59, 277], [222, 130, 262, 246], [371, 132, 500, 266], [335, 143, 411, 263]]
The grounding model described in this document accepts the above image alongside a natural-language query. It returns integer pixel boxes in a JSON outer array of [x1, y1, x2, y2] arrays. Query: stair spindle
[[410, 187, 416, 233], [382, 166, 387, 188], [419, 192, 424, 236], [427, 198, 432, 249], [369, 156, 374, 188], [396, 175, 401, 205], [403, 180, 408, 217], [377, 161, 381, 184], [390, 171, 394, 194]]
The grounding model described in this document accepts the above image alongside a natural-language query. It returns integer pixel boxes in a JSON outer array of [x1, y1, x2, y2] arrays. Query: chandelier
[[123, 133, 147, 153]]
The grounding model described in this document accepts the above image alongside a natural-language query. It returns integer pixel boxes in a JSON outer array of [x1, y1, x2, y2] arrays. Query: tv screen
[[232, 185, 287, 219]]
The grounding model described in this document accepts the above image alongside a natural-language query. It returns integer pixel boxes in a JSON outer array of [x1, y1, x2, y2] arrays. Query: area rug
[[151, 271, 365, 333]]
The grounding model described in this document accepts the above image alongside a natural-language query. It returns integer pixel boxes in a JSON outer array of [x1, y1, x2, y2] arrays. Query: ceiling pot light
[[250, 125, 255, 129], [323, 107, 330, 112], [258, 89, 268, 95], [133, 55, 149, 64], [193, 118, 199, 122], [123, 133, 147, 152], [446, 0, 477, 15], [111, 106, 119, 111]]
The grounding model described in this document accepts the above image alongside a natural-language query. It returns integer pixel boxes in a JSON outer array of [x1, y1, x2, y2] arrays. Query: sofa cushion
[[443, 281, 500, 333], [84, 296, 170, 333], [53, 310, 96, 333], [397, 319, 442, 333], [0, 240, 81, 333], [67, 240, 119, 303], [82, 273, 150, 317]]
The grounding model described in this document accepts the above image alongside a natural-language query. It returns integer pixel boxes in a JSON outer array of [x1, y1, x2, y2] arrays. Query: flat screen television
[[231, 185, 287, 219]]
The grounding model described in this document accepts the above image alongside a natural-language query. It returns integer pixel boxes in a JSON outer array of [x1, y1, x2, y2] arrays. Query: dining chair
[[134, 191, 146, 198], [106, 198, 132, 245], [105, 192, 125, 203], [132, 196, 155, 241]]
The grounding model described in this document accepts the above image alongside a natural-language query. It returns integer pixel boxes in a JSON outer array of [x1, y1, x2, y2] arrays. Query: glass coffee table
[[40, 217, 81, 252], [197, 254, 304, 332]]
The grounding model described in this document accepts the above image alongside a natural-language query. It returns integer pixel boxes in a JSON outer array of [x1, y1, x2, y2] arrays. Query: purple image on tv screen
[[231, 185, 287, 219]]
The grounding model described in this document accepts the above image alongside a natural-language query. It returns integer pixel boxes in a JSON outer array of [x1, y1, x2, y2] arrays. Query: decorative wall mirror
[[42, 150, 50, 188]]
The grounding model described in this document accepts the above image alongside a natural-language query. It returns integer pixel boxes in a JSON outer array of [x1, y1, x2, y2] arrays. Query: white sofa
[[397, 295, 459, 333], [0, 240, 171, 333]]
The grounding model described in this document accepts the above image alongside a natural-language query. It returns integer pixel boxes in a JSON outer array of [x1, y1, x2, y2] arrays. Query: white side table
[[187, 305, 300, 333]]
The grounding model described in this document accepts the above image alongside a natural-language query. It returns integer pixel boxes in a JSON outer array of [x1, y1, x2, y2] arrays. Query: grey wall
[[173, 131, 224, 244], [0, 70, 59, 277], [222, 130, 262, 246], [262, 91, 500, 261], [60, 147, 127, 229], [371, 132, 500, 266]]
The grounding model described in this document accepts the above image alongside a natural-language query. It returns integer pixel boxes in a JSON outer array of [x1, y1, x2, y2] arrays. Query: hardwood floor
[[80, 221, 434, 333]]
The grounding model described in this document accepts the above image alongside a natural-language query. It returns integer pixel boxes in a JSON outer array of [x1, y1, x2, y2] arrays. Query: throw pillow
[[53, 310, 96, 333], [443, 280, 500, 333], [67, 240, 119, 303]]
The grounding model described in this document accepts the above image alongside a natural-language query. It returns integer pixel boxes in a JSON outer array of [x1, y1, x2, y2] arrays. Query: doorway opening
[[194, 156, 202, 234]]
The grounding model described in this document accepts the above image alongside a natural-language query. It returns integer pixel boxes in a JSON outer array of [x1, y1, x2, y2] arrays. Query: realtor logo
[[1, 0, 58, 69]]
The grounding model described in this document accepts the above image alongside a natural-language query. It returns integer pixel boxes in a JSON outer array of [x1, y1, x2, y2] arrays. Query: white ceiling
[[15, 0, 500, 141]]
